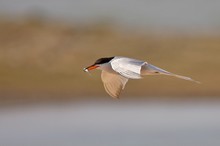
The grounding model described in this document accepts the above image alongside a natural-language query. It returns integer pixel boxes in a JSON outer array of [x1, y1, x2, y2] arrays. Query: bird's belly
[[101, 64, 119, 75]]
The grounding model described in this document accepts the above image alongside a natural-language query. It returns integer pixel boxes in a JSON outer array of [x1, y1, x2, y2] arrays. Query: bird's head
[[83, 57, 114, 72]]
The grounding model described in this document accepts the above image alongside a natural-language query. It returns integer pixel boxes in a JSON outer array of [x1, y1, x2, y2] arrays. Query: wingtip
[[110, 93, 121, 99]]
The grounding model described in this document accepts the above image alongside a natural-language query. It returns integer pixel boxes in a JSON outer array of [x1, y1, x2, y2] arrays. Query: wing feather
[[101, 71, 128, 98], [110, 57, 144, 79]]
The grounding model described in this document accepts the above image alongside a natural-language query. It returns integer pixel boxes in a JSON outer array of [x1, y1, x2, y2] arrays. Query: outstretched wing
[[101, 70, 128, 98], [110, 57, 145, 79]]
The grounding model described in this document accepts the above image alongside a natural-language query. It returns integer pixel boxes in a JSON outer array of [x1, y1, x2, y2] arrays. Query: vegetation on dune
[[0, 18, 219, 102]]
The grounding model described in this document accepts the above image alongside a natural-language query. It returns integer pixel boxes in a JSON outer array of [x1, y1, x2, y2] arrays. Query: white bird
[[83, 56, 199, 98]]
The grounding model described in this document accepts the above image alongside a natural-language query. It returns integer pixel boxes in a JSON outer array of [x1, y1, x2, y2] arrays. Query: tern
[[83, 56, 199, 98]]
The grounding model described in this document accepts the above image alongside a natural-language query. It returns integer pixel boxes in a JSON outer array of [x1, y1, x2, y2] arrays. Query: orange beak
[[84, 65, 99, 72]]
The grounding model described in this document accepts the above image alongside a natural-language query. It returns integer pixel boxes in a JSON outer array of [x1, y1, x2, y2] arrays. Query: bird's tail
[[143, 64, 200, 83], [169, 73, 200, 83]]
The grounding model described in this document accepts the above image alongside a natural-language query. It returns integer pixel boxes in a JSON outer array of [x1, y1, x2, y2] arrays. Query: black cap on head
[[94, 57, 114, 65]]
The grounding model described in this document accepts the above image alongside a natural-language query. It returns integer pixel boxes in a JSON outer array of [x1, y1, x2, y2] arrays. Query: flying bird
[[83, 56, 199, 98]]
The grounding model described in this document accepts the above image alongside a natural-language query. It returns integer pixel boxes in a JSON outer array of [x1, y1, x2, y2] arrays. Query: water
[[0, 100, 220, 146]]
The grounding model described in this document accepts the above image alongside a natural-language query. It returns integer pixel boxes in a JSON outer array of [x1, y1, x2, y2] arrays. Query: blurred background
[[0, 0, 220, 146]]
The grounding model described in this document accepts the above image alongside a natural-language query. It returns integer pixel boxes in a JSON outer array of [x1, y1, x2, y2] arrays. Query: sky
[[0, 0, 220, 33]]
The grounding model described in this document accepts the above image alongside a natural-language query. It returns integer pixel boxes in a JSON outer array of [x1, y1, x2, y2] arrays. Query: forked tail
[[169, 73, 200, 84], [145, 64, 200, 83]]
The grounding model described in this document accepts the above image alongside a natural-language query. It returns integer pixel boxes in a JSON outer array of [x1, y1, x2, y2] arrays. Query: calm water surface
[[0, 100, 220, 146]]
